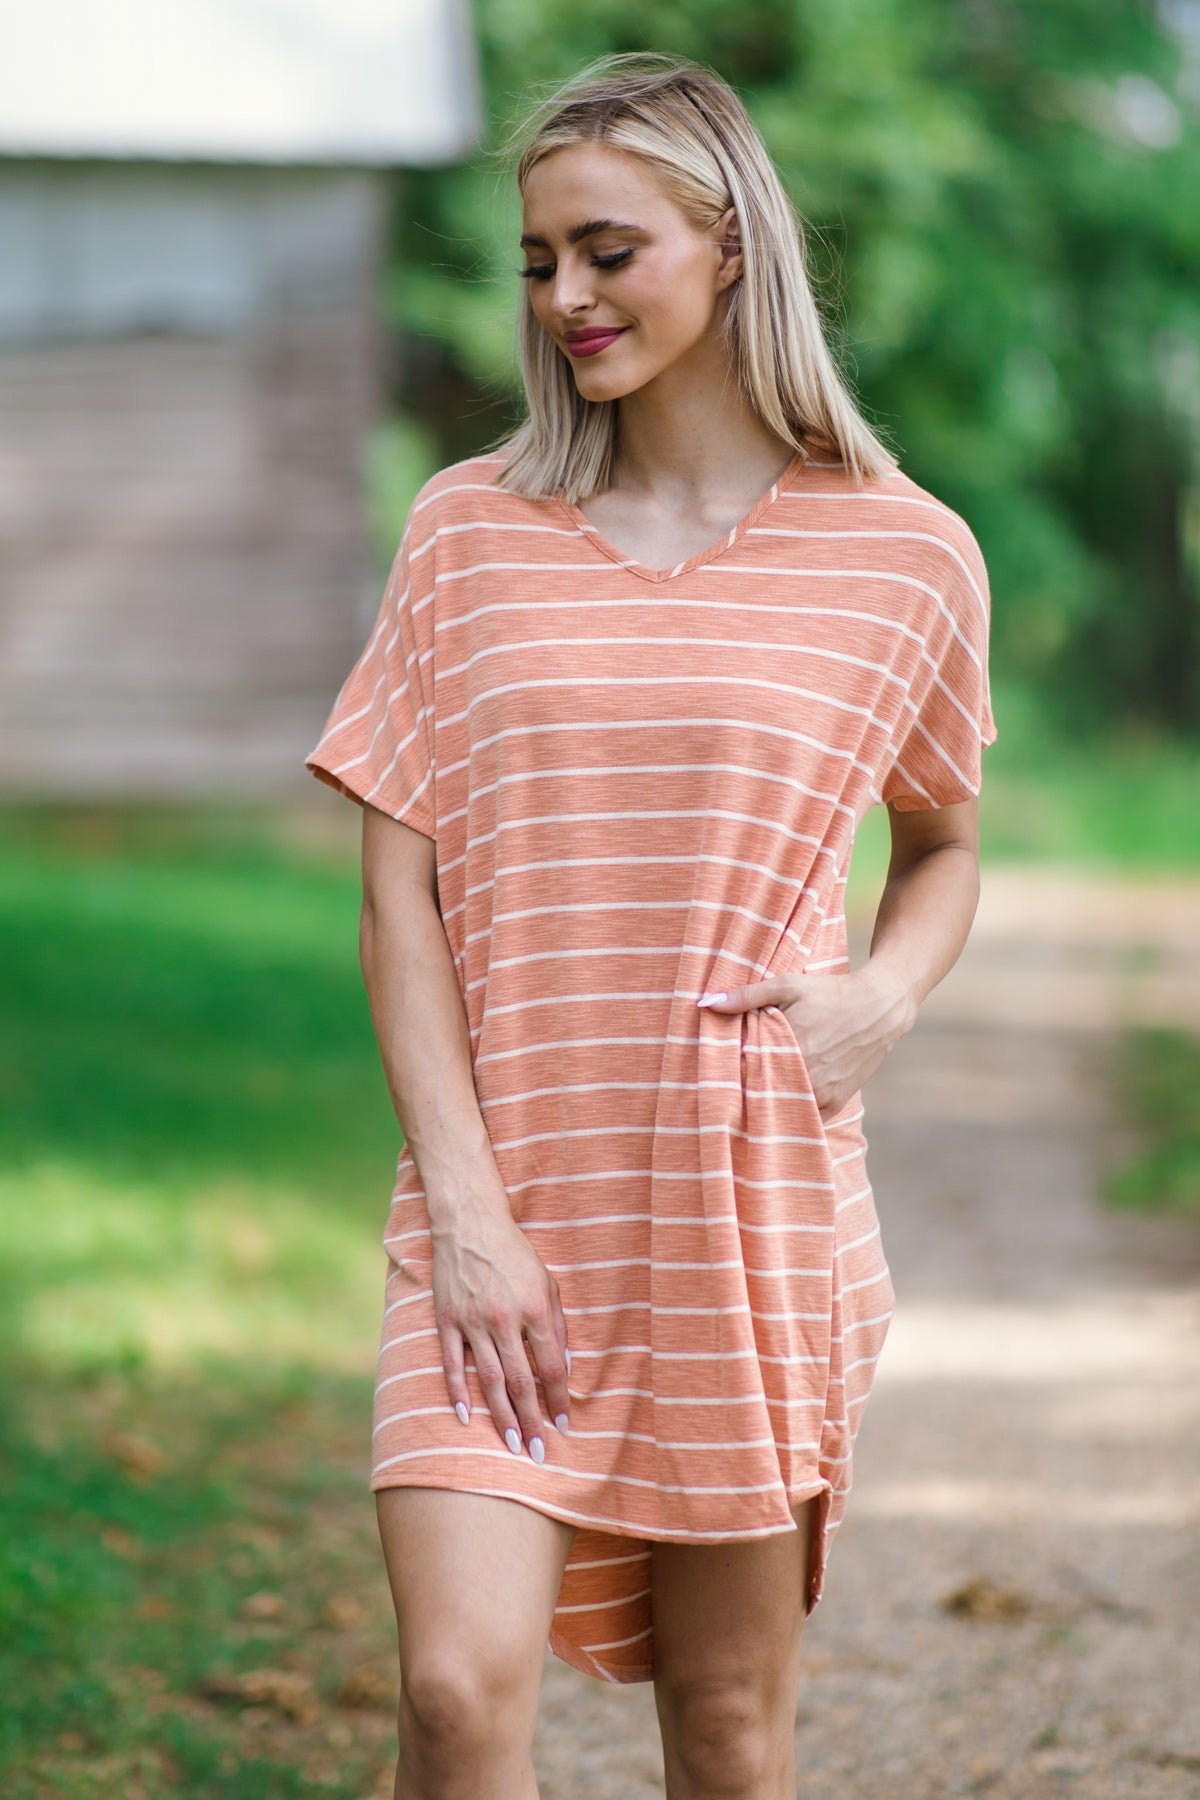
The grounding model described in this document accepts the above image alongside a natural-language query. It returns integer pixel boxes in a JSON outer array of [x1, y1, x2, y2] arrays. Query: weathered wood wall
[[0, 168, 388, 795]]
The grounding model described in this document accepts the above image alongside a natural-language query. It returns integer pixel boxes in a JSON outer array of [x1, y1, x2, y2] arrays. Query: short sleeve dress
[[303, 438, 997, 1684]]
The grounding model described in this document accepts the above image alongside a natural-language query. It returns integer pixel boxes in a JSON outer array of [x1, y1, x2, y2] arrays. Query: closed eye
[[518, 249, 635, 281]]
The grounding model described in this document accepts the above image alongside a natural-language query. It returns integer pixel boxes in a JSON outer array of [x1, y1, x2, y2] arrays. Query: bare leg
[[376, 1486, 576, 1800], [651, 1497, 819, 1800]]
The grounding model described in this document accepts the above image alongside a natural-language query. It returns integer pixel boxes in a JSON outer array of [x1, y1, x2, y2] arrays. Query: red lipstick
[[565, 328, 629, 358]]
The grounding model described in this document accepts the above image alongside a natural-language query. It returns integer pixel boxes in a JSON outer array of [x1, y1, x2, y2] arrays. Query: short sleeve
[[879, 517, 998, 812], [303, 506, 437, 837]]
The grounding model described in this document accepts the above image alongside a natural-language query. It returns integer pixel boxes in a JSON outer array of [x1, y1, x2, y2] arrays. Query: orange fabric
[[304, 442, 996, 1683]]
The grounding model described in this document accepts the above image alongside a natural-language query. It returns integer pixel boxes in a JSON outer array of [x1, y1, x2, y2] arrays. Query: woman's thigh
[[376, 1486, 575, 1724], [649, 1498, 820, 1793]]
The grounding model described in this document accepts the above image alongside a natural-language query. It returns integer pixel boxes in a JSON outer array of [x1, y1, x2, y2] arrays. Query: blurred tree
[[377, 0, 1200, 733]]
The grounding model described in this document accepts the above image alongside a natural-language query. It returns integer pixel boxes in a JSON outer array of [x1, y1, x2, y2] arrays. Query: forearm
[[864, 835, 981, 1028], [359, 883, 510, 1239]]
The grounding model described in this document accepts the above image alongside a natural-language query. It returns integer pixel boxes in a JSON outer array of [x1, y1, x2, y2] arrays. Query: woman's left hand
[[697, 964, 916, 1120]]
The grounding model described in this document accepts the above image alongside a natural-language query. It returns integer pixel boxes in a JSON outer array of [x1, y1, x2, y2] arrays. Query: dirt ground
[[529, 867, 1200, 1800]]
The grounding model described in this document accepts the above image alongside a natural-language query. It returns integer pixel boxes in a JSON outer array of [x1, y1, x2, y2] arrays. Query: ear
[[714, 204, 744, 288]]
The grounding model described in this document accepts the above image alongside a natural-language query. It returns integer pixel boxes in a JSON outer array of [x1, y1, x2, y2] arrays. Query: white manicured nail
[[454, 1401, 469, 1426], [554, 1413, 569, 1435], [505, 1427, 521, 1456], [530, 1436, 545, 1465], [697, 992, 727, 1006]]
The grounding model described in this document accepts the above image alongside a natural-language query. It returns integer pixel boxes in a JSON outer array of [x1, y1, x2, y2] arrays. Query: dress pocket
[[740, 1001, 824, 1139]]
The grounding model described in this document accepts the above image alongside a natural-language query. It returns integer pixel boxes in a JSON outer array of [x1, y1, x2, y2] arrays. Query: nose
[[548, 254, 595, 323]]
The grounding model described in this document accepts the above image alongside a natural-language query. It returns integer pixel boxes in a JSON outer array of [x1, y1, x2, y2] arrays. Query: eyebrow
[[518, 217, 643, 250]]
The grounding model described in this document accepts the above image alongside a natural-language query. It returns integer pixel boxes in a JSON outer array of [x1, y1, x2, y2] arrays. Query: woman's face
[[518, 141, 741, 403]]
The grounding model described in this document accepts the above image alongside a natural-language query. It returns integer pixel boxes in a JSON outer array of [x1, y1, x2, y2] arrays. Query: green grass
[[0, 803, 404, 1797], [1105, 1028, 1200, 1217]]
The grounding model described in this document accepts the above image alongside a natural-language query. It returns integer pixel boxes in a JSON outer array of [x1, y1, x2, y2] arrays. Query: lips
[[565, 328, 629, 358]]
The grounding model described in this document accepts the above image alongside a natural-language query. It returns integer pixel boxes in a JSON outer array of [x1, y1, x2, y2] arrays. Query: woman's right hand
[[430, 1202, 571, 1462]]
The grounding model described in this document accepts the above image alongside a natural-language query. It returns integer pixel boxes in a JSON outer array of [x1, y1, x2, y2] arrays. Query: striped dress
[[304, 439, 996, 1683]]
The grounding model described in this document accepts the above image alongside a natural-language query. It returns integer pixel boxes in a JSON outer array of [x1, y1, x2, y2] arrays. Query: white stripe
[[481, 990, 678, 1025], [563, 1551, 648, 1572], [445, 670, 892, 735], [839, 1309, 895, 1338], [495, 1168, 832, 1197], [487, 1119, 827, 1152], [587, 1628, 653, 1653], [370, 1441, 795, 1499], [747, 523, 988, 626], [440, 709, 874, 788], [431, 588, 926, 647], [836, 1225, 882, 1257], [461, 895, 809, 951], [420, 555, 983, 681], [437, 803, 830, 880], [835, 1184, 873, 1213], [700, 562, 986, 679], [518, 1213, 836, 1234], [479, 1077, 745, 1111], [436, 631, 908, 694], [554, 1589, 652, 1615], [468, 943, 764, 993], [453, 840, 807, 901]]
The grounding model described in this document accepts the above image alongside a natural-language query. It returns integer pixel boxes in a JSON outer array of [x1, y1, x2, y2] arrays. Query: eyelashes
[[518, 249, 635, 281]]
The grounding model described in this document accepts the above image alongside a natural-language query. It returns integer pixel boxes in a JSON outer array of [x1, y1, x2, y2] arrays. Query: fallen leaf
[[103, 1431, 167, 1482], [99, 1525, 140, 1558], [242, 1590, 285, 1619], [939, 1576, 1032, 1621], [337, 1663, 397, 1711], [324, 1591, 365, 1630], [200, 1666, 319, 1724]]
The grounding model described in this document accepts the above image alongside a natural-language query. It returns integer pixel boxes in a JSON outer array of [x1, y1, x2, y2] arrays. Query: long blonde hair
[[487, 51, 899, 501]]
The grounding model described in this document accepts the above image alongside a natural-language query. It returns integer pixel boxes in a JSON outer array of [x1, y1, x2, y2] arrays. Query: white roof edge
[[0, 0, 483, 168]]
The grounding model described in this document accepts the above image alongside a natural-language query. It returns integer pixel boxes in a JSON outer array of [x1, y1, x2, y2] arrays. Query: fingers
[[431, 1226, 571, 1462], [525, 1278, 571, 1437], [696, 977, 793, 1013], [440, 1324, 472, 1429], [467, 1318, 548, 1464]]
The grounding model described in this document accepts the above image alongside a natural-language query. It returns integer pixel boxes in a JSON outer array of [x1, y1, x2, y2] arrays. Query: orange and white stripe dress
[[304, 440, 996, 1683]]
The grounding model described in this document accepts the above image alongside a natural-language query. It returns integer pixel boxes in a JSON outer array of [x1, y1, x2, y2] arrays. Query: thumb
[[696, 979, 794, 1014]]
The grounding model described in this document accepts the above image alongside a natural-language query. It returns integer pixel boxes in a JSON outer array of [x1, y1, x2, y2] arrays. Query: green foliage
[[1106, 1027, 1200, 1214], [376, 0, 1200, 733]]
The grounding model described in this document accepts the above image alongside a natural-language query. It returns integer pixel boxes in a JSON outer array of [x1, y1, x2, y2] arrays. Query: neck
[[610, 333, 795, 501]]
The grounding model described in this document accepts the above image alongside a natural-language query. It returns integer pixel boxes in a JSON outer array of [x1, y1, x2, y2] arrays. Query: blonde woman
[[305, 50, 996, 1800]]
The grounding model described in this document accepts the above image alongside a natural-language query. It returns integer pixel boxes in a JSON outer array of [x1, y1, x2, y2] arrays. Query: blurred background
[[1, 3, 1197, 1796]]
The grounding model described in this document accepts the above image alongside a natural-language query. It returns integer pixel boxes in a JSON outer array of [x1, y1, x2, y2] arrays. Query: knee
[[659, 1673, 786, 1796], [399, 1643, 521, 1763]]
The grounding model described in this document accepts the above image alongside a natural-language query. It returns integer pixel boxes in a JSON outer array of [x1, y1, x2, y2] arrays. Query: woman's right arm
[[358, 801, 571, 1461]]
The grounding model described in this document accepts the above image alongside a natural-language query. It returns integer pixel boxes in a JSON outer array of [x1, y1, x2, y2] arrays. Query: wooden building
[[0, 0, 480, 794]]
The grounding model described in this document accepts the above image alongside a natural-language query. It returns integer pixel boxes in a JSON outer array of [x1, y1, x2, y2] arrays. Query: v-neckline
[[554, 446, 809, 585]]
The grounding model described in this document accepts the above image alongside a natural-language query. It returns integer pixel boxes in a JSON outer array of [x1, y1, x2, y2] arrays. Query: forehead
[[520, 141, 675, 228]]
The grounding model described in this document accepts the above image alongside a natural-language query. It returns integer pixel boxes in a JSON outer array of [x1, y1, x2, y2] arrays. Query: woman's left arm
[[697, 798, 981, 1119]]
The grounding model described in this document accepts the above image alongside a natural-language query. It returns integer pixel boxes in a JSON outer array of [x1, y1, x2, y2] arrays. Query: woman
[[305, 50, 996, 1800]]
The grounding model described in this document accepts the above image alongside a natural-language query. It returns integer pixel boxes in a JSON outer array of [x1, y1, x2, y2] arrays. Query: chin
[[573, 376, 636, 403], [571, 358, 652, 404]]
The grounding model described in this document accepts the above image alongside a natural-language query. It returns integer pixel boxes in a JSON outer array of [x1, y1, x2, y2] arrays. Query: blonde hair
[[487, 51, 899, 501]]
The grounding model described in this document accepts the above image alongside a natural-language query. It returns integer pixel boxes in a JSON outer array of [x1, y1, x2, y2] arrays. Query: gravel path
[[530, 868, 1200, 1799]]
